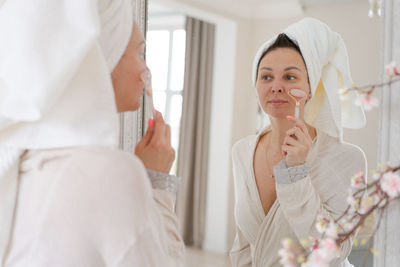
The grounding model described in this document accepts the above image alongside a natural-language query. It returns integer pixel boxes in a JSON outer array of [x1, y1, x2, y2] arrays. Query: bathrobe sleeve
[[112, 157, 185, 267], [230, 227, 252, 267], [117, 187, 185, 267], [146, 169, 185, 265], [274, 143, 366, 262]]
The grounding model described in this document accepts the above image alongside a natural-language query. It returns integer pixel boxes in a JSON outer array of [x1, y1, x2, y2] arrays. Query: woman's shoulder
[[40, 146, 153, 216], [232, 134, 257, 160], [66, 146, 144, 168], [65, 146, 148, 183], [316, 133, 367, 173], [330, 138, 365, 162], [232, 132, 261, 153], [27, 146, 152, 194]]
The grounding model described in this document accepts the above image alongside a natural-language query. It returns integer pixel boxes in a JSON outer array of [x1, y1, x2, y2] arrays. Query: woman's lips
[[268, 99, 289, 106]]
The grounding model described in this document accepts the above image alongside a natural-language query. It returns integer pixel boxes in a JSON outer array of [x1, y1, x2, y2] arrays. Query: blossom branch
[[339, 62, 400, 111], [278, 61, 400, 267], [279, 164, 400, 267]]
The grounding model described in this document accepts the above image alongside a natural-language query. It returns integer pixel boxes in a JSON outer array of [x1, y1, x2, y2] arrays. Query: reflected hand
[[282, 116, 313, 167], [135, 111, 175, 173]]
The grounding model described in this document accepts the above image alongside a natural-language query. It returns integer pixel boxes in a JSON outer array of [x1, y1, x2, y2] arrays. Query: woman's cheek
[[256, 86, 264, 99]]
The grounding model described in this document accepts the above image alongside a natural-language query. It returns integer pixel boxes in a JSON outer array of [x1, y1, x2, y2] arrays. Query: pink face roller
[[140, 68, 156, 120], [288, 89, 307, 118]]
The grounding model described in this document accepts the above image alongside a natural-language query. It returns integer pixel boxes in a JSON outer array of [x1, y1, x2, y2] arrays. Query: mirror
[[146, 0, 382, 266]]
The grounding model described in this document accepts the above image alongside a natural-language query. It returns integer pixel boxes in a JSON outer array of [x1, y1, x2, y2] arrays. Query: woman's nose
[[271, 86, 284, 94]]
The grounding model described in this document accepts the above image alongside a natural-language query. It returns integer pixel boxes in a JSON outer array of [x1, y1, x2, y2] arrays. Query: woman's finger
[[282, 144, 297, 155], [165, 124, 171, 146], [286, 127, 309, 145], [284, 135, 303, 147], [287, 116, 310, 138], [141, 120, 155, 146], [151, 110, 166, 145]]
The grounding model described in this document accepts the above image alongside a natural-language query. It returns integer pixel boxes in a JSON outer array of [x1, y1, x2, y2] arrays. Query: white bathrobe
[[230, 127, 366, 267], [5, 147, 184, 267]]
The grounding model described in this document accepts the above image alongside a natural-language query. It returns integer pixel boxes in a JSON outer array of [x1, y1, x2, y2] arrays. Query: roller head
[[289, 89, 307, 98]]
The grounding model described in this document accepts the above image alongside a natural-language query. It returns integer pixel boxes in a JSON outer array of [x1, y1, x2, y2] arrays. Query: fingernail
[[286, 115, 293, 119], [148, 118, 154, 128]]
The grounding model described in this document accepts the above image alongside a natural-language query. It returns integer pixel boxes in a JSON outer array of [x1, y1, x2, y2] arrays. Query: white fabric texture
[[252, 17, 366, 141], [230, 127, 366, 267], [0, 0, 131, 264], [5, 147, 184, 267]]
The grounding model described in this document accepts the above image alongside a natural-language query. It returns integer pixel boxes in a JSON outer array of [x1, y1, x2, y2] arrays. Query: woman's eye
[[286, 75, 296, 80], [261, 75, 272, 81]]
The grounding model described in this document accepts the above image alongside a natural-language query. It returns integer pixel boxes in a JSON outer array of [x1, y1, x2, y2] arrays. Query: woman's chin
[[116, 101, 141, 112], [265, 109, 294, 119]]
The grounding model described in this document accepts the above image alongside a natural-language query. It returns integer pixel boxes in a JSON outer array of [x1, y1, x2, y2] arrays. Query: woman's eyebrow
[[259, 66, 302, 72], [259, 67, 273, 71], [284, 66, 302, 72]]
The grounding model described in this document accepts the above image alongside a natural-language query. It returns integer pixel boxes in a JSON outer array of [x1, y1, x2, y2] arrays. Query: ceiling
[[150, 0, 363, 20]]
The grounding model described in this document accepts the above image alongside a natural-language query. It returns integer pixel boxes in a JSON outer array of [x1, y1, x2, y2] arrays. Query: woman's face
[[112, 22, 147, 112], [256, 47, 310, 119]]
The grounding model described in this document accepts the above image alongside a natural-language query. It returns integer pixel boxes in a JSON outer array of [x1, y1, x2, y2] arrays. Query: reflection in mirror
[[147, 0, 380, 266]]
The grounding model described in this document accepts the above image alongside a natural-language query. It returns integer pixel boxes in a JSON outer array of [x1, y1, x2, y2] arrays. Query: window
[[146, 17, 186, 174]]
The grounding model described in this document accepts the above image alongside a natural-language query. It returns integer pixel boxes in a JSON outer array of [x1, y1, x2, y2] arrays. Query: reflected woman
[[0, 1, 184, 266], [230, 18, 366, 267]]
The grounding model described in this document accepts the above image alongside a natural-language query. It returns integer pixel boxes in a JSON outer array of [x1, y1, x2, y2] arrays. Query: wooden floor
[[185, 247, 231, 267]]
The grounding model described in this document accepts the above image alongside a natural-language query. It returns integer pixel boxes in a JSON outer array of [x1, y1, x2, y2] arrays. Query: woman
[[230, 18, 367, 266], [0, 0, 184, 266]]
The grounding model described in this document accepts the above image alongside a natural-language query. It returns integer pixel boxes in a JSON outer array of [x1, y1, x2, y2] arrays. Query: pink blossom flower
[[316, 215, 329, 234], [385, 61, 399, 79], [354, 171, 363, 177], [320, 238, 337, 254], [355, 93, 379, 111], [325, 222, 338, 239], [281, 238, 293, 248], [380, 172, 400, 198], [351, 172, 365, 188], [278, 248, 296, 267], [307, 251, 330, 267]]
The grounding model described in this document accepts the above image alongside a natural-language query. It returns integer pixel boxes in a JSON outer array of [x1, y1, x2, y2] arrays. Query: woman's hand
[[135, 111, 175, 173], [282, 116, 313, 167]]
